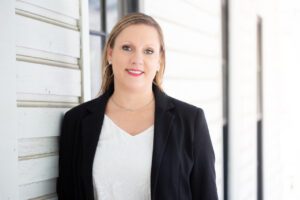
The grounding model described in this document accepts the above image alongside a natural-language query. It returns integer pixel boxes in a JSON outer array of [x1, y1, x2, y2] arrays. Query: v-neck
[[104, 114, 154, 137]]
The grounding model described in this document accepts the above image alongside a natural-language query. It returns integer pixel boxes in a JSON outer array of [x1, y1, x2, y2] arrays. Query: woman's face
[[107, 24, 161, 92]]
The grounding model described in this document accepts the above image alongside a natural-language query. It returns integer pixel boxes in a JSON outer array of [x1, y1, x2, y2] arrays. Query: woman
[[57, 13, 218, 200]]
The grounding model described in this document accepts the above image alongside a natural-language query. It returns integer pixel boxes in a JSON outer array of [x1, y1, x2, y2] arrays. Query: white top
[[92, 115, 154, 200]]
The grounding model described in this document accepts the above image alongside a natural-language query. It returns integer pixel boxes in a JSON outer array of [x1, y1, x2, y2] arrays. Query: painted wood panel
[[184, 0, 221, 15], [16, 46, 79, 68], [159, 19, 221, 57], [15, 0, 78, 29], [15, 15, 80, 58], [17, 107, 68, 139], [164, 78, 222, 102], [17, 93, 79, 104], [166, 51, 222, 79], [229, 0, 257, 199], [0, 1, 18, 199], [145, 0, 220, 34], [18, 137, 58, 159], [194, 100, 223, 122], [12, 0, 88, 199], [17, 0, 80, 19], [16, 61, 81, 97], [19, 156, 58, 185], [19, 179, 56, 200]]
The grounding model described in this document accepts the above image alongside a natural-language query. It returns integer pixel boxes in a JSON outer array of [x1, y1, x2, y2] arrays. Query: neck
[[111, 85, 154, 110]]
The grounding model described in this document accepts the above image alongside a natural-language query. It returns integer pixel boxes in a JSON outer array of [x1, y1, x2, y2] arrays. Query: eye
[[144, 48, 154, 55], [121, 45, 132, 52]]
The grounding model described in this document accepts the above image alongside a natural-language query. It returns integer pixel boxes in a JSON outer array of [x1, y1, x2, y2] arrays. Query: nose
[[130, 51, 144, 66]]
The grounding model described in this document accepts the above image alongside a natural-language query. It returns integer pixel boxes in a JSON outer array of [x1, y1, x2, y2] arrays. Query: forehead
[[115, 24, 160, 46]]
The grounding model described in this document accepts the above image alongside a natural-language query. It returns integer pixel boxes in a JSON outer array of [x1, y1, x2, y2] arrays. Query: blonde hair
[[99, 12, 166, 94]]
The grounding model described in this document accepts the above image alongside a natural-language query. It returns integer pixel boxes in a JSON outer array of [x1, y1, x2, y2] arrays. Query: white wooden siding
[[16, 61, 81, 97], [15, 15, 80, 58], [228, 0, 257, 200], [15, 0, 79, 30], [19, 156, 58, 185], [16, 0, 80, 20], [14, 0, 86, 198], [0, 0, 18, 199], [143, 0, 224, 198], [17, 108, 68, 139], [19, 179, 56, 200], [262, 0, 300, 199]]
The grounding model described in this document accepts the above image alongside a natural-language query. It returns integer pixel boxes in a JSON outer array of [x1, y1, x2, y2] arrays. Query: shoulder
[[63, 97, 102, 120], [167, 95, 204, 118]]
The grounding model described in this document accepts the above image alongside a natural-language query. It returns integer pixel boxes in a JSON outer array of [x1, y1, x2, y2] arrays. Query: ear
[[107, 47, 113, 61]]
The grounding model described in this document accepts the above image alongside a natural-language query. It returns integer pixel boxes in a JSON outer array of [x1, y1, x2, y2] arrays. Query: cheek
[[146, 56, 160, 69], [146, 63, 159, 80], [112, 55, 128, 69], [146, 60, 159, 73]]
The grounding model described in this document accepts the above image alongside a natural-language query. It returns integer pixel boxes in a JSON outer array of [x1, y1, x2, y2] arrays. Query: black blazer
[[57, 85, 218, 200]]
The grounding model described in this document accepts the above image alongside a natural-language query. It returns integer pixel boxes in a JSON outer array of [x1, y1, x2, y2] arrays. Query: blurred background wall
[[0, 0, 300, 199]]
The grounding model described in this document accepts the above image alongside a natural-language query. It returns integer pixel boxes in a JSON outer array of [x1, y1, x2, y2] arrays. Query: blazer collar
[[81, 84, 175, 199]]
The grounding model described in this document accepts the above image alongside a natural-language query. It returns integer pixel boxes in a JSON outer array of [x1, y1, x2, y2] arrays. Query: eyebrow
[[121, 41, 158, 47]]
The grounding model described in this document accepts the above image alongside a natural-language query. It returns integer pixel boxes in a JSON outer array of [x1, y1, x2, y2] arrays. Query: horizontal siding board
[[165, 51, 222, 79], [17, 93, 79, 103], [164, 78, 222, 102], [15, 0, 78, 28], [19, 179, 56, 199], [195, 101, 222, 123], [18, 137, 58, 158], [159, 19, 221, 57], [184, 0, 221, 15], [14, 1, 82, 200], [16, 15, 80, 58], [17, 0, 80, 19], [146, 0, 221, 34], [17, 107, 68, 139], [19, 156, 58, 185], [16, 46, 79, 67], [16, 61, 81, 96]]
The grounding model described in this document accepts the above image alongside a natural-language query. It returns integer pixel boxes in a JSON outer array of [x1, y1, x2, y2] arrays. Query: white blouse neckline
[[104, 114, 154, 137]]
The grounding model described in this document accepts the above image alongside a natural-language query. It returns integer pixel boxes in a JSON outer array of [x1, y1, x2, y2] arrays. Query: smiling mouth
[[126, 69, 144, 76]]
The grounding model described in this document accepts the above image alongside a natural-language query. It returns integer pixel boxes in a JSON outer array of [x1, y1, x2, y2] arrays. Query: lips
[[126, 68, 144, 77]]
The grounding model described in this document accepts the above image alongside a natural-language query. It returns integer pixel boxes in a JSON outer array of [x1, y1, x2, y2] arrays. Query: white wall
[[261, 0, 300, 199], [0, 0, 90, 199], [0, 1, 18, 199], [15, 0, 81, 198], [228, 0, 258, 199], [277, 1, 300, 199], [142, 0, 224, 198], [258, 0, 284, 199]]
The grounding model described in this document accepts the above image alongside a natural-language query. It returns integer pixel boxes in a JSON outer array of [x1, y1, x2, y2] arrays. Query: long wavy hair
[[99, 12, 166, 94]]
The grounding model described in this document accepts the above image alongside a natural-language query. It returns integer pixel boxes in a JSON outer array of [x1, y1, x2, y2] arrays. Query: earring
[[108, 60, 112, 65]]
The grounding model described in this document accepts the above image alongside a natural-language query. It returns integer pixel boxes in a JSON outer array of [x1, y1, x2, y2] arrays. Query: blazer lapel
[[81, 89, 111, 164], [151, 86, 175, 198], [80, 87, 112, 199], [79, 84, 175, 199]]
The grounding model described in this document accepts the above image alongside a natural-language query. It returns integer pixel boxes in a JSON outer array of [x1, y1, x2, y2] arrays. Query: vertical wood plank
[[0, 0, 18, 199]]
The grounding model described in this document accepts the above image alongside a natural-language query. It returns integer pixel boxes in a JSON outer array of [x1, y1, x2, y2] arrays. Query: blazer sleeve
[[190, 108, 218, 200], [56, 111, 76, 199]]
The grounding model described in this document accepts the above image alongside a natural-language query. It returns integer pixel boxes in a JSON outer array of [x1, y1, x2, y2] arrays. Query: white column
[[0, 0, 18, 199], [80, 0, 91, 102]]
